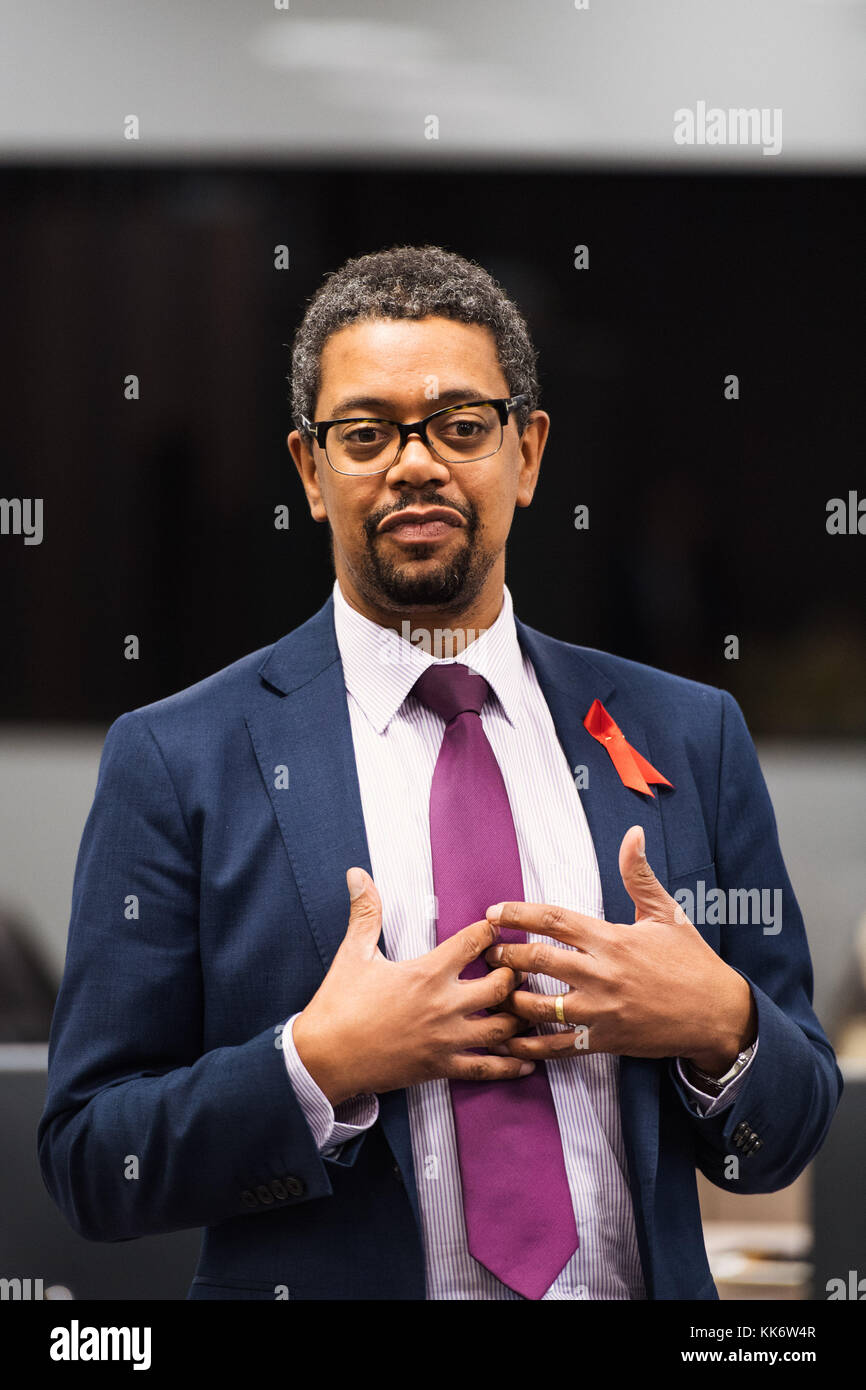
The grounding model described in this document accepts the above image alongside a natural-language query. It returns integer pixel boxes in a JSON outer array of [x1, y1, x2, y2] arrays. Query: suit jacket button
[[241, 1189, 259, 1208], [256, 1184, 275, 1204], [284, 1175, 305, 1197], [392, 1162, 403, 1185], [270, 1179, 288, 1200]]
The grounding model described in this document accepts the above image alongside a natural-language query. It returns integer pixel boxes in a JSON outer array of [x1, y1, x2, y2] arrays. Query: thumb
[[344, 867, 385, 955], [618, 826, 683, 925]]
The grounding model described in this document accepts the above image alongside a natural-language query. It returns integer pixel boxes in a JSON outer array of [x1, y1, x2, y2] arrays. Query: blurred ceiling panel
[[0, 0, 862, 166]]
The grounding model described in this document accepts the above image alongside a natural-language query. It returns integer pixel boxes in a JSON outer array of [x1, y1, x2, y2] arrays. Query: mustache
[[363, 495, 476, 540]]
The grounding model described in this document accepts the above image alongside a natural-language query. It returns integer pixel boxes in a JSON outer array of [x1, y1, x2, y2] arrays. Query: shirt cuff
[[675, 1032, 759, 1117], [281, 1012, 379, 1153]]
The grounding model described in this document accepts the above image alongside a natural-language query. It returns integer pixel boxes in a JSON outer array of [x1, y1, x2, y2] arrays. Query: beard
[[351, 493, 496, 612]]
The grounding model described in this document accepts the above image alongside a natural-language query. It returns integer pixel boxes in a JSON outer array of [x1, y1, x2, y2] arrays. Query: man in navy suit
[[39, 245, 842, 1300]]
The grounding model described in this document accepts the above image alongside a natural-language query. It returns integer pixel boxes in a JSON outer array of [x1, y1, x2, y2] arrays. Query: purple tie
[[411, 661, 579, 1300]]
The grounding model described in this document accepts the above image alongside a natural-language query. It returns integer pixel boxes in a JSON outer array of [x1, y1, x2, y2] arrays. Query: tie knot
[[411, 663, 489, 724]]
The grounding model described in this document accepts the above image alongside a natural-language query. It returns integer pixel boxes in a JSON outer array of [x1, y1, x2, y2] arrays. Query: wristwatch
[[689, 1041, 756, 1094]]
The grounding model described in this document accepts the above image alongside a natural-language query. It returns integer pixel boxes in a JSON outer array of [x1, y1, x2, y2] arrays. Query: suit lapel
[[245, 655, 371, 976], [244, 596, 419, 1227]]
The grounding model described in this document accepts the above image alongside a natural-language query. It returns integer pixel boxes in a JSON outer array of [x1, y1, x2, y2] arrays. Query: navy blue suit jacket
[[38, 595, 843, 1299]]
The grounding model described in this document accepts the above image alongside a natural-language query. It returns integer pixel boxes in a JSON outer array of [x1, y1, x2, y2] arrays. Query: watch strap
[[689, 1041, 756, 1091]]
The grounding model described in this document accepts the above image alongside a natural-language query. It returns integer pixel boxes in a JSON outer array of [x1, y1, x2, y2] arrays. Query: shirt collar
[[332, 577, 525, 734]]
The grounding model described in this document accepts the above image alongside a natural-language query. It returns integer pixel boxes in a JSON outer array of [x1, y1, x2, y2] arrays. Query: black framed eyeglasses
[[299, 394, 529, 476]]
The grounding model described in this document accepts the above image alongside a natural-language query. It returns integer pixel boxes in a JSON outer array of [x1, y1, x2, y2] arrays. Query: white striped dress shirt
[[280, 579, 755, 1299]]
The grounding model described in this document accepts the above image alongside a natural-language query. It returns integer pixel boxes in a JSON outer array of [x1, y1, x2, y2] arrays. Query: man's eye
[[442, 418, 484, 437], [438, 418, 494, 445], [342, 426, 389, 447]]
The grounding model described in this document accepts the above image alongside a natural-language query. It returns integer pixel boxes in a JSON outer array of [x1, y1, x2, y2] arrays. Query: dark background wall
[[1, 166, 863, 735]]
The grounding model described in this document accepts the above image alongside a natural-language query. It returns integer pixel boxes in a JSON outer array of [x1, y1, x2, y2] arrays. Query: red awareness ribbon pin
[[583, 699, 674, 798]]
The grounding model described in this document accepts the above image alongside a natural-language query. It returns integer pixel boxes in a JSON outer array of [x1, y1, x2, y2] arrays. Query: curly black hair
[[289, 244, 540, 438]]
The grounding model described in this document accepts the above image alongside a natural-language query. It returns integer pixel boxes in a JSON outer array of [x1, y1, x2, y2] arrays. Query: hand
[[481, 826, 757, 1071], [292, 868, 536, 1106]]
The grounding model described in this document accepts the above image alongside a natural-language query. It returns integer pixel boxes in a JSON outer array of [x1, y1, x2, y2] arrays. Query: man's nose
[[385, 432, 452, 487]]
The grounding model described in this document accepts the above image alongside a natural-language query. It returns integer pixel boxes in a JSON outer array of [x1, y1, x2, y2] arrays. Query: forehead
[[316, 316, 507, 412]]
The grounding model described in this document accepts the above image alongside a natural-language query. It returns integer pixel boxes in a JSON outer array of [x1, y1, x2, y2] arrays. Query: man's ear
[[515, 410, 549, 509], [287, 429, 328, 523]]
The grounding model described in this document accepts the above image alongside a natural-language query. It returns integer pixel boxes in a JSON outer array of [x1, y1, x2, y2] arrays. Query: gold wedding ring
[[554, 993, 567, 1025]]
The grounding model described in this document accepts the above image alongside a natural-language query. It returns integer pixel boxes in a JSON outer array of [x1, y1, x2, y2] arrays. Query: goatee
[[358, 496, 494, 611]]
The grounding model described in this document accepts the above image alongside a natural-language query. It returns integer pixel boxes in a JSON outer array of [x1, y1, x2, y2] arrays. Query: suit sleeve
[[667, 689, 843, 1192], [38, 710, 365, 1243]]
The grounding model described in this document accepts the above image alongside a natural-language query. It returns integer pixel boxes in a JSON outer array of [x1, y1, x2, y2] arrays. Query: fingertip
[[346, 866, 366, 899], [623, 825, 645, 858]]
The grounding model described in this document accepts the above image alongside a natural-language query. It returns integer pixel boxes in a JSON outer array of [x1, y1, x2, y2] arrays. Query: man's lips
[[377, 508, 465, 542]]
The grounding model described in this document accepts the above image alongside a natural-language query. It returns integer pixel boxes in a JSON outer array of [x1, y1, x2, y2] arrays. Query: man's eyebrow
[[324, 388, 497, 419]]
